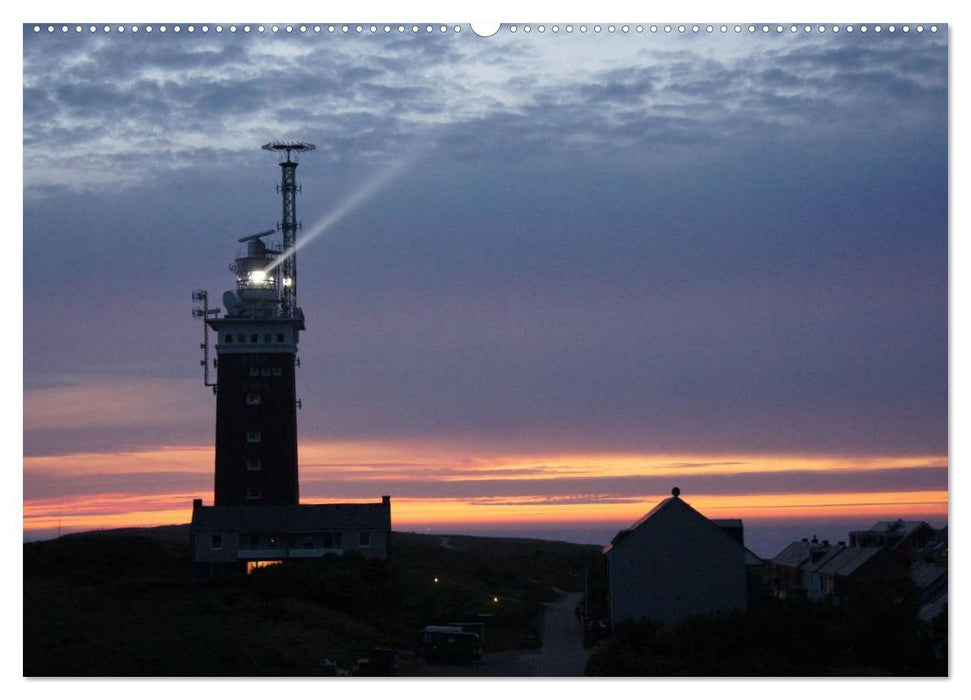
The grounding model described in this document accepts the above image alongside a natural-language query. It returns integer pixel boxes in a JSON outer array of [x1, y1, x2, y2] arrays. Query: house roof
[[803, 544, 847, 573], [771, 540, 812, 567], [744, 547, 764, 566], [711, 519, 743, 528], [910, 562, 947, 591], [191, 502, 391, 533], [849, 520, 931, 546], [814, 546, 883, 577], [602, 494, 745, 556]]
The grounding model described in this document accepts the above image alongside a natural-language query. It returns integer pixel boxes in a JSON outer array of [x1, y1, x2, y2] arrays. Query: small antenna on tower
[[262, 141, 316, 319], [191, 290, 220, 390]]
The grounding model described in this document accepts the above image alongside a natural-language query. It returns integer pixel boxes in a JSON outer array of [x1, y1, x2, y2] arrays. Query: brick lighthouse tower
[[190, 143, 391, 573], [192, 141, 314, 506]]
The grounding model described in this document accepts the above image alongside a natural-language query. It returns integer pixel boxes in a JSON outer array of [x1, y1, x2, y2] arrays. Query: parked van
[[419, 625, 482, 663]]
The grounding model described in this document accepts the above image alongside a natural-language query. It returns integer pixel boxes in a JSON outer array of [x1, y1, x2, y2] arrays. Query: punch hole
[[470, 23, 501, 37]]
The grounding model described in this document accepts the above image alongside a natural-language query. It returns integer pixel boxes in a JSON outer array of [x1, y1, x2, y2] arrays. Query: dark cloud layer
[[23, 27, 948, 459]]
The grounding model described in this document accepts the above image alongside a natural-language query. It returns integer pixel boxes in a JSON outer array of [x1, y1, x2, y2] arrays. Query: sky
[[21, 20, 948, 557]]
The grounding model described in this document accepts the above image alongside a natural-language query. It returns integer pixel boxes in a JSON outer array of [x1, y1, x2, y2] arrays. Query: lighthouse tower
[[190, 142, 393, 572], [196, 141, 315, 506]]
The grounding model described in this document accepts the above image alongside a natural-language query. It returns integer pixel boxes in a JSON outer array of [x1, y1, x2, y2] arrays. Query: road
[[404, 591, 588, 677]]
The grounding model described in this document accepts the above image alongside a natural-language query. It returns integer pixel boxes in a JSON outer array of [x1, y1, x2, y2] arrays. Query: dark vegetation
[[24, 528, 600, 676], [586, 571, 947, 676]]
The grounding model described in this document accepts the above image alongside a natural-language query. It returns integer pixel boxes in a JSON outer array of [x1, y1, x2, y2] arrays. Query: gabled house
[[849, 520, 935, 563], [602, 488, 747, 628], [811, 545, 895, 603], [769, 536, 842, 600]]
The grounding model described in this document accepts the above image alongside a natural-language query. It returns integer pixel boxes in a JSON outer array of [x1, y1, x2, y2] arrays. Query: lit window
[[246, 560, 282, 574], [211, 534, 222, 549], [247, 431, 261, 443], [246, 457, 261, 471], [246, 393, 261, 406], [359, 532, 371, 547], [246, 488, 261, 500]]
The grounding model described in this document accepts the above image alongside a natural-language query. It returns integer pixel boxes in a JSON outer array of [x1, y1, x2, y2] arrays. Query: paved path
[[404, 591, 587, 677], [526, 591, 587, 676]]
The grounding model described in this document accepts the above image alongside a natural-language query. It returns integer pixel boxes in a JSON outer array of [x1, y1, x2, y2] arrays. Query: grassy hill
[[24, 527, 602, 676]]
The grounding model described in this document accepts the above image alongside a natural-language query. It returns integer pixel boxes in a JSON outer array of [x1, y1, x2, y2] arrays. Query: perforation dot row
[[31, 24, 941, 35]]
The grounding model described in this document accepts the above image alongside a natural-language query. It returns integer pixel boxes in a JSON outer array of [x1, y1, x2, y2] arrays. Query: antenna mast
[[262, 141, 316, 318]]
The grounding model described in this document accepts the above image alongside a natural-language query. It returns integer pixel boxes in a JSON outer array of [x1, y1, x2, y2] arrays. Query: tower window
[[246, 431, 261, 443], [251, 334, 259, 343], [224, 335, 233, 343], [246, 393, 261, 406], [246, 457, 262, 471], [211, 534, 222, 550], [277, 333, 285, 342], [359, 532, 371, 547]]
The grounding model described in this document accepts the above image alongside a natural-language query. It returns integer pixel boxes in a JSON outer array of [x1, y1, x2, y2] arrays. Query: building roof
[[814, 546, 883, 577], [602, 493, 745, 556], [910, 562, 947, 591], [743, 547, 764, 566], [711, 518, 743, 528], [191, 502, 391, 533], [803, 544, 847, 573], [771, 540, 812, 567], [849, 519, 932, 547]]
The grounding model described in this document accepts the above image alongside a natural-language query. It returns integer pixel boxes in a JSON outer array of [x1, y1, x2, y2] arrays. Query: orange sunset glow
[[23, 439, 948, 551]]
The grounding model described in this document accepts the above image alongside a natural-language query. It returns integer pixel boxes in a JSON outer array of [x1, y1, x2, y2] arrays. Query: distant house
[[190, 496, 392, 575], [849, 520, 935, 563], [810, 546, 896, 603], [602, 489, 747, 628], [769, 536, 842, 600]]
